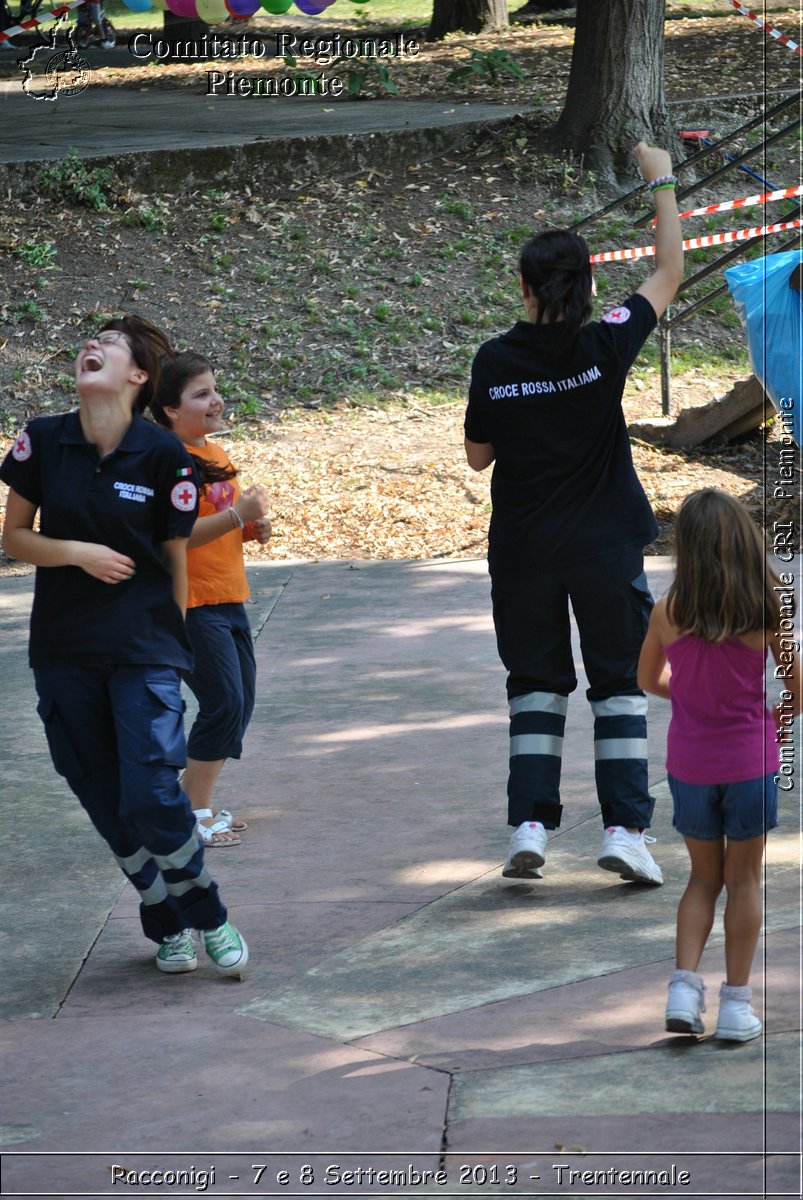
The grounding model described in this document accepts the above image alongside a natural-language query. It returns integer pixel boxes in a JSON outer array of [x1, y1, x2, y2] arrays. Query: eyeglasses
[[76, 331, 131, 351], [93, 331, 130, 347]]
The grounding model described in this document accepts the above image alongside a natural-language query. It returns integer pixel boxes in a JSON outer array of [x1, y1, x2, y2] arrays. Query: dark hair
[[99, 315, 173, 415], [519, 229, 593, 346], [667, 488, 783, 641], [150, 350, 236, 488]]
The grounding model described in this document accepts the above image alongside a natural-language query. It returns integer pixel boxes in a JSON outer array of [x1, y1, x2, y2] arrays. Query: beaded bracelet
[[649, 174, 678, 192]]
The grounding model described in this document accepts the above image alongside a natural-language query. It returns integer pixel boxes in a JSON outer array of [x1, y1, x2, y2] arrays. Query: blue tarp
[[725, 248, 803, 446]]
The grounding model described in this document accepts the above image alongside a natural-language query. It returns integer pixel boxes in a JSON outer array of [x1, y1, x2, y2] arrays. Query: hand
[[234, 484, 270, 525], [634, 141, 673, 183], [249, 516, 272, 545], [74, 543, 136, 584]]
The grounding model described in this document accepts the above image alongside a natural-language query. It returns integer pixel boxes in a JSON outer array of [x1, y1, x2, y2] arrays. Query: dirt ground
[[1, 5, 800, 570]]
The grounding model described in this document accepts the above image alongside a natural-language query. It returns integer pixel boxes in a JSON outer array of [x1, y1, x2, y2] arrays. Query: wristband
[[649, 174, 678, 192], [229, 506, 244, 529]]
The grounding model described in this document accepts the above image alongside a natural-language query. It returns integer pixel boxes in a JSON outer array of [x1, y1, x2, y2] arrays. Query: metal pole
[[660, 315, 671, 417]]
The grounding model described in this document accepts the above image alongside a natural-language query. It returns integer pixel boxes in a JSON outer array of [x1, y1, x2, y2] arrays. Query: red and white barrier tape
[[591, 217, 803, 263], [727, 0, 803, 55], [677, 183, 803, 220], [0, 0, 83, 45]]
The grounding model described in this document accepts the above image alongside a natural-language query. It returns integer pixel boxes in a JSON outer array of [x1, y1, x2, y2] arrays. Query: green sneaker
[[156, 929, 197, 974], [202, 921, 248, 978]]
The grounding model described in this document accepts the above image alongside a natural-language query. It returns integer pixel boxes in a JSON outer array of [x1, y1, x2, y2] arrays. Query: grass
[[630, 340, 750, 381]]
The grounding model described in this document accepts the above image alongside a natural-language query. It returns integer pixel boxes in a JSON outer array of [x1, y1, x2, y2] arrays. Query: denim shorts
[[668, 773, 778, 841]]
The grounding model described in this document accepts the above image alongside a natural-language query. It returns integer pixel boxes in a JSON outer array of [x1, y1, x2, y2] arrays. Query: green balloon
[[261, 0, 293, 12]]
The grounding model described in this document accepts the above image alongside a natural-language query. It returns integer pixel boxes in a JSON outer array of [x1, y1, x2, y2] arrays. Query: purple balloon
[[294, 0, 329, 14], [166, 0, 197, 15], [225, 0, 260, 15]]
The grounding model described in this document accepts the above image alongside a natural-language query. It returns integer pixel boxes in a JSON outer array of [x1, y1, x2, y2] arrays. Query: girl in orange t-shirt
[[151, 353, 270, 846]]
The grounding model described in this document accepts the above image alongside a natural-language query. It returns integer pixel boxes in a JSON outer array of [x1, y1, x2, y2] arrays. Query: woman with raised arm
[[465, 142, 683, 886]]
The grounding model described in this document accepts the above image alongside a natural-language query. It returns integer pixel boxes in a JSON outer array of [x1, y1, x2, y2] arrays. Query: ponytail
[[519, 230, 593, 345]]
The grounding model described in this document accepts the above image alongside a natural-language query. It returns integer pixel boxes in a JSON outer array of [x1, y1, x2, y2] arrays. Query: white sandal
[[192, 807, 247, 832], [193, 809, 241, 847]]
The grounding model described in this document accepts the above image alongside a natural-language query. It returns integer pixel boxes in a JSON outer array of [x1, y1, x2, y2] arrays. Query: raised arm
[[187, 484, 270, 549], [633, 142, 684, 321]]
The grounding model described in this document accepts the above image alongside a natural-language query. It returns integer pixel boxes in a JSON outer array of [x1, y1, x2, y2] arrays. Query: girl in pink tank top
[[638, 489, 800, 1043]]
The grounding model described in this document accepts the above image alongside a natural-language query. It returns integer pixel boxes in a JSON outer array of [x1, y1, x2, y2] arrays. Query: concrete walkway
[[0, 78, 525, 191], [0, 557, 799, 1199], [0, 10, 525, 189]]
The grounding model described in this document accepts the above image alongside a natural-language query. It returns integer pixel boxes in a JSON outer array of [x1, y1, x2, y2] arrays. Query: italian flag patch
[[176, 466, 193, 477]]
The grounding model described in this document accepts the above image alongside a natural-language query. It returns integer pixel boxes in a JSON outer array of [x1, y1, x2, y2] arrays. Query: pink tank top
[[666, 635, 779, 785]]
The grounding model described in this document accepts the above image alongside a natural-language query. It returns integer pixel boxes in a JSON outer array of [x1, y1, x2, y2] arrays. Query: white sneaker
[[665, 969, 706, 1034], [503, 821, 547, 879], [716, 984, 762, 1042], [597, 826, 663, 885]]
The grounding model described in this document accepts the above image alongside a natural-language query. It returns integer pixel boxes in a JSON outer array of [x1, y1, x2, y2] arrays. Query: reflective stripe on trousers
[[507, 690, 654, 830], [591, 694, 653, 829]]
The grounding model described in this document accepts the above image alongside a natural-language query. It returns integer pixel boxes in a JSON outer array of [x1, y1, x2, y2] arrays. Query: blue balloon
[[122, 0, 154, 10]]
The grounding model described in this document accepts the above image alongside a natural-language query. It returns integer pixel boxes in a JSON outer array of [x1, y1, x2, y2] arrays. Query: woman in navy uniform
[[1, 315, 248, 978], [465, 143, 683, 886]]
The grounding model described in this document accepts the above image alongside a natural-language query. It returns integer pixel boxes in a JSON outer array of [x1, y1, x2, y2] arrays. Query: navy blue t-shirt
[[464, 293, 659, 573], [1, 411, 198, 669]]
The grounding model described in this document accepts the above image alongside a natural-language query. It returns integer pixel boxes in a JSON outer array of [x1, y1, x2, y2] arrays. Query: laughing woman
[[0, 316, 248, 978]]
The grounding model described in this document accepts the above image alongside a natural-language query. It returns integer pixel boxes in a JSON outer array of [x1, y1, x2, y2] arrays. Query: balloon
[[165, 0, 198, 15], [260, 0, 293, 11], [122, 0, 154, 10], [196, 0, 229, 21], [225, 0, 261, 16], [294, 0, 330, 14]]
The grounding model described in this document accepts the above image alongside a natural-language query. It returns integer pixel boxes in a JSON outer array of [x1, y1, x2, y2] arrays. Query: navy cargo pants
[[34, 663, 227, 943], [491, 543, 655, 831]]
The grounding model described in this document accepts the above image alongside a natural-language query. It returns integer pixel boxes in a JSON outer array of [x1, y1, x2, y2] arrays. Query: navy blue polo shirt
[[1, 411, 198, 669], [464, 292, 659, 573]]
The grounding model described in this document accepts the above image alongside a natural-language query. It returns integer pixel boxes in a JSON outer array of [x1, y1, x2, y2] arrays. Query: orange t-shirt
[[184, 441, 250, 609]]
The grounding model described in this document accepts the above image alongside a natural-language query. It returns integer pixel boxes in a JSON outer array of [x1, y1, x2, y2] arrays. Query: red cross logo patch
[[602, 306, 631, 325], [11, 431, 32, 461], [170, 480, 198, 512]]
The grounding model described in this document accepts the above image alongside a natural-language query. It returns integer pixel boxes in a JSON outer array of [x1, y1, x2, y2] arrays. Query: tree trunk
[[514, 2, 573, 12], [553, 0, 677, 189], [161, 10, 210, 63], [428, 0, 508, 38]]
